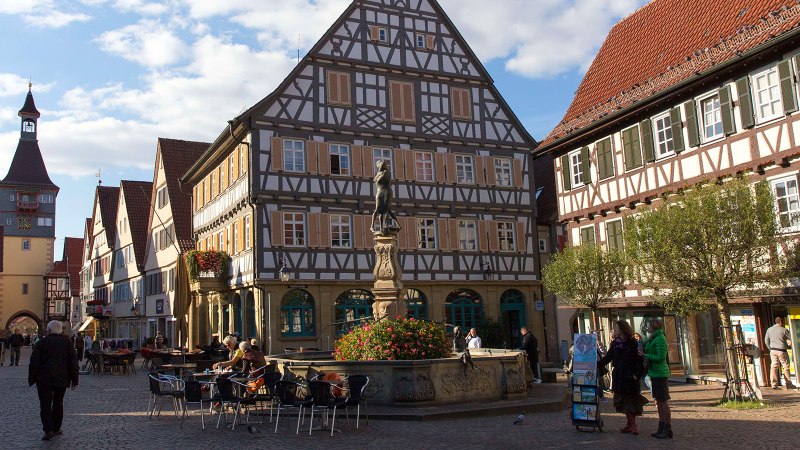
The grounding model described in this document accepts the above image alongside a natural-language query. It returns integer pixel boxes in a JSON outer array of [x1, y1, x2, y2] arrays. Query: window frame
[[22, 239, 31, 251], [579, 225, 596, 245], [771, 175, 800, 232], [752, 65, 783, 124], [494, 157, 513, 187], [455, 154, 475, 185], [457, 219, 477, 251], [283, 212, 307, 248], [567, 149, 585, 188], [697, 91, 724, 143], [283, 139, 306, 173], [652, 111, 675, 159], [329, 143, 351, 176], [330, 214, 352, 249], [373, 147, 392, 174], [416, 218, 437, 250], [415, 151, 435, 183], [280, 289, 316, 337], [497, 221, 516, 252]]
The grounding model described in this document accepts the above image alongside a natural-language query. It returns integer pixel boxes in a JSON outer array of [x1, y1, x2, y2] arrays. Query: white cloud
[[23, 10, 92, 28], [95, 20, 188, 68], [112, 0, 168, 16], [0, 0, 55, 14]]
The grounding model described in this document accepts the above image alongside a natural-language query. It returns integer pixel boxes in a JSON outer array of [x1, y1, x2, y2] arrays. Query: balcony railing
[[17, 201, 39, 211]]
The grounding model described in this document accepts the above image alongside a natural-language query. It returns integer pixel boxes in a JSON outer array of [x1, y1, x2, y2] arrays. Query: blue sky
[[0, 0, 647, 255]]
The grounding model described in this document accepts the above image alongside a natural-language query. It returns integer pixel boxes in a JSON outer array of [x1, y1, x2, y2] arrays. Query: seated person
[[212, 335, 243, 371], [209, 335, 222, 350], [239, 342, 267, 377]]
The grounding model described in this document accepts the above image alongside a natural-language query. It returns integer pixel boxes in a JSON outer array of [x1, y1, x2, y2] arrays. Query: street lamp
[[279, 258, 292, 283], [482, 261, 496, 281], [267, 258, 291, 356]]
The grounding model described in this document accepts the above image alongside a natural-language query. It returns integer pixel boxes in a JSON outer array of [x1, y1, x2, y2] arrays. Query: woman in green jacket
[[644, 319, 672, 439]]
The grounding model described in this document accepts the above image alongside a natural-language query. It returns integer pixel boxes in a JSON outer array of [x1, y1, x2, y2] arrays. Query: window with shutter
[[718, 86, 735, 136], [605, 220, 624, 251], [778, 60, 798, 114], [326, 71, 351, 107], [564, 149, 585, 188], [652, 112, 675, 159], [751, 66, 783, 124], [580, 225, 596, 245], [669, 107, 685, 154], [560, 154, 572, 191], [684, 100, 700, 147], [595, 139, 614, 180], [390, 81, 415, 123], [622, 125, 643, 170], [580, 146, 591, 184], [736, 76, 755, 129], [450, 87, 472, 121]]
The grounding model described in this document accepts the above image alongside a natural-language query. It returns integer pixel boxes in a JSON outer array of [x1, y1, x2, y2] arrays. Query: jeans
[[10, 347, 21, 365], [37, 384, 67, 433]]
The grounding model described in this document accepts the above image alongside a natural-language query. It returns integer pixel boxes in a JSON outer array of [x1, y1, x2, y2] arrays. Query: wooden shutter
[[513, 158, 523, 188], [736, 76, 755, 129], [204, 177, 210, 204], [370, 25, 380, 41], [516, 221, 527, 253], [240, 144, 248, 175], [307, 141, 318, 174], [623, 125, 644, 168], [405, 217, 417, 250], [487, 157, 497, 185], [580, 146, 591, 184], [638, 121, 653, 168], [402, 83, 415, 122], [308, 213, 320, 248], [434, 153, 446, 183], [232, 147, 240, 180], [390, 81, 415, 122], [318, 143, 330, 175], [270, 211, 284, 247], [425, 35, 435, 50], [328, 71, 340, 104], [596, 139, 613, 179], [393, 149, 406, 181], [560, 154, 571, 190], [488, 221, 499, 252], [478, 220, 489, 252], [437, 219, 450, 251], [446, 153, 457, 184], [451, 87, 471, 121], [238, 218, 245, 252], [719, 86, 735, 136], [340, 73, 351, 106], [326, 71, 351, 106], [220, 164, 227, 191], [670, 107, 685, 154], [778, 60, 798, 114], [449, 219, 459, 250], [362, 146, 374, 178], [271, 137, 283, 171], [319, 214, 331, 248], [352, 145, 363, 178], [683, 100, 699, 148], [404, 150, 416, 181], [606, 220, 623, 251], [475, 156, 486, 186], [397, 216, 409, 249], [354, 215, 366, 249], [390, 81, 404, 121]]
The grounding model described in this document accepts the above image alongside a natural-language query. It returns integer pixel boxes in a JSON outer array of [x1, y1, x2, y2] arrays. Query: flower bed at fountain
[[333, 317, 449, 361]]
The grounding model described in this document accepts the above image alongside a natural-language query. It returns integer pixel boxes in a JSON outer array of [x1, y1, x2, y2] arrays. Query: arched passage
[[6, 310, 42, 335]]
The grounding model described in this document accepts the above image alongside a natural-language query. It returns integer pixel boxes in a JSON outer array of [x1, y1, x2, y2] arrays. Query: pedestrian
[[598, 320, 649, 434], [466, 328, 482, 349], [764, 316, 795, 390], [0, 331, 7, 366], [75, 334, 85, 362], [212, 335, 244, 371], [83, 334, 92, 360], [28, 321, 79, 441], [154, 331, 165, 350], [520, 326, 539, 382], [9, 328, 24, 366], [644, 318, 672, 439]]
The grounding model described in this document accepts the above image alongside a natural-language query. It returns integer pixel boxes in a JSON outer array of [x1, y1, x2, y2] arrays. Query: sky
[[0, 0, 648, 255]]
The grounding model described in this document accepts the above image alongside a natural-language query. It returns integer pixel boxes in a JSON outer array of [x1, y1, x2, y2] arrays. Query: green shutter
[[606, 220, 623, 251], [597, 138, 614, 179], [778, 60, 798, 114], [639, 120, 653, 167], [622, 128, 633, 171], [580, 146, 591, 184], [561, 154, 571, 191], [623, 125, 643, 170], [683, 100, 699, 147], [670, 107, 685, 154], [737, 76, 755, 129], [581, 226, 595, 245], [719, 85, 735, 135]]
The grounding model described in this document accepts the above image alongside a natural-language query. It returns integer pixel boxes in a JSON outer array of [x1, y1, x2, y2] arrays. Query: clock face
[[18, 217, 31, 230]]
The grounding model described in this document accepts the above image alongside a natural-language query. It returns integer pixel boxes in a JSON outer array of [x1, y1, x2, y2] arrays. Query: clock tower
[[0, 84, 59, 333]]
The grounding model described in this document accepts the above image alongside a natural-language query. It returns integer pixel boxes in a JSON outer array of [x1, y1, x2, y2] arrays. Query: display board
[[571, 333, 603, 431]]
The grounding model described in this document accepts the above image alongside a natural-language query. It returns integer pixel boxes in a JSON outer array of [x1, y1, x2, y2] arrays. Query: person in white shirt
[[466, 328, 482, 349]]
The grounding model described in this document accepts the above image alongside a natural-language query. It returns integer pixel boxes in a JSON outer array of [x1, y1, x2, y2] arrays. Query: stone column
[[371, 230, 404, 320]]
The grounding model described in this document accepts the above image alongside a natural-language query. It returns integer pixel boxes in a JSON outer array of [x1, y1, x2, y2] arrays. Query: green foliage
[[185, 250, 232, 281], [715, 399, 768, 410], [333, 317, 450, 361], [479, 318, 506, 348], [650, 288, 712, 317], [542, 243, 627, 313]]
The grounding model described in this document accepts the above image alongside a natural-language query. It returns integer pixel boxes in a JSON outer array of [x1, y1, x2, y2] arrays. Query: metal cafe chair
[[307, 380, 348, 436], [344, 375, 370, 428], [147, 373, 184, 419], [273, 380, 313, 435], [214, 378, 257, 430], [181, 380, 216, 430]]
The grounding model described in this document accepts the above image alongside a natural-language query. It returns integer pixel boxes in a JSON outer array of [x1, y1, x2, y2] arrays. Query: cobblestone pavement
[[2, 347, 799, 449]]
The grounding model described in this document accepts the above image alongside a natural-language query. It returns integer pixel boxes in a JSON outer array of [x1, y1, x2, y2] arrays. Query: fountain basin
[[272, 348, 529, 406]]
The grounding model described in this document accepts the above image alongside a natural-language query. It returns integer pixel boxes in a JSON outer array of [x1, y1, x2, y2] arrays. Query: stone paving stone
[[2, 347, 799, 449]]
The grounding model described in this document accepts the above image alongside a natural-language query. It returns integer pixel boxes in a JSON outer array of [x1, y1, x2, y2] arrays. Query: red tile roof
[[94, 186, 120, 245], [151, 138, 209, 253], [63, 237, 84, 296], [541, 0, 800, 148], [48, 259, 69, 276], [121, 180, 153, 271]]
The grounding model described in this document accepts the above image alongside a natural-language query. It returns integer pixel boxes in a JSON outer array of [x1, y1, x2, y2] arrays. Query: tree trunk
[[715, 292, 743, 401], [590, 307, 604, 346]]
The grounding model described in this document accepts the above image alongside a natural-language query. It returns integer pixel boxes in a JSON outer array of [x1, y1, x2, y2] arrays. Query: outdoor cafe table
[[161, 363, 197, 378]]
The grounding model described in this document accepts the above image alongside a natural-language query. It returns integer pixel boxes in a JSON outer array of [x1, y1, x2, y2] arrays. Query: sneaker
[[786, 384, 797, 390], [772, 385, 780, 390], [212, 402, 222, 412], [42, 433, 55, 441]]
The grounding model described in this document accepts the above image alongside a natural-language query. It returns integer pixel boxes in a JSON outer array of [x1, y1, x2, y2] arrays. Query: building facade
[[0, 86, 58, 334], [183, 0, 542, 355], [85, 186, 119, 338], [535, 0, 800, 385]]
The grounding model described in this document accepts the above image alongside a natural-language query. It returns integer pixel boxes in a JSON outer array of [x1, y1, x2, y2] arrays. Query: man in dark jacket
[[28, 321, 79, 441], [8, 328, 24, 366], [520, 327, 539, 382]]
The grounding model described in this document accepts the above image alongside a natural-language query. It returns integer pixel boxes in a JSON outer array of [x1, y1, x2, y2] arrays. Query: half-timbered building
[[535, 0, 800, 384], [183, 0, 541, 354], [86, 185, 119, 337]]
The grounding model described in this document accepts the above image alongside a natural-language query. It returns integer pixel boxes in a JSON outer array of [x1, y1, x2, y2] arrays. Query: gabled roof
[[92, 186, 120, 246], [1, 139, 57, 188], [19, 87, 40, 118], [540, 0, 800, 149], [120, 180, 153, 271], [83, 218, 94, 262], [47, 259, 69, 276], [63, 237, 84, 296], [150, 138, 209, 253]]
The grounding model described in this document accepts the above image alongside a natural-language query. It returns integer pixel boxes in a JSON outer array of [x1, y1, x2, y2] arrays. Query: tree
[[542, 243, 627, 336], [624, 177, 797, 399]]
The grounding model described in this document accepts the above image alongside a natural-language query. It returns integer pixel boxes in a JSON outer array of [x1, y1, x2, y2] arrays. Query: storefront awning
[[77, 317, 94, 332]]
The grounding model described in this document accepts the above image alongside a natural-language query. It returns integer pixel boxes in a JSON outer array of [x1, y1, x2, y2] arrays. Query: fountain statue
[[371, 159, 404, 320]]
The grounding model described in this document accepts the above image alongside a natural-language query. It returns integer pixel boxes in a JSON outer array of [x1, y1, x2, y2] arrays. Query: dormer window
[[23, 120, 35, 133]]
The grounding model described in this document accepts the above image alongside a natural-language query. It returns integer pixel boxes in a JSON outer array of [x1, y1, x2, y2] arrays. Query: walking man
[[520, 327, 540, 383], [764, 317, 795, 390], [9, 328, 24, 366], [28, 321, 79, 441]]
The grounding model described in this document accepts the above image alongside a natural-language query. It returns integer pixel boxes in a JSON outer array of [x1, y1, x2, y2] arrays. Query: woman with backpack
[[598, 320, 649, 434]]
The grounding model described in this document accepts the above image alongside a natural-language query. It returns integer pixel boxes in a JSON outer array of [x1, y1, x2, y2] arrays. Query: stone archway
[[5, 310, 43, 334]]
